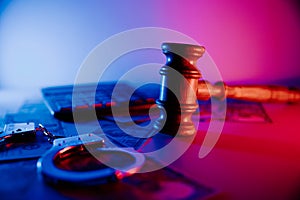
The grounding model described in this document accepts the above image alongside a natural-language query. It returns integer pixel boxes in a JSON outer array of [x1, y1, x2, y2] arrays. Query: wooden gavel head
[[154, 42, 205, 136]]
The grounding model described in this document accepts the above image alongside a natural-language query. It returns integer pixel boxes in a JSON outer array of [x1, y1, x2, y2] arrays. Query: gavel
[[153, 42, 204, 136], [154, 42, 300, 136], [197, 81, 300, 103]]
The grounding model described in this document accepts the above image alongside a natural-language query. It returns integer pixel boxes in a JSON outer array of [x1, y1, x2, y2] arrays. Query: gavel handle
[[197, 80, 300, 103]]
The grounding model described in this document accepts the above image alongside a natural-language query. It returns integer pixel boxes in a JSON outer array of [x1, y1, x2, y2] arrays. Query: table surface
[[169, 103, 300, 200], [0, 90, 300, 200]]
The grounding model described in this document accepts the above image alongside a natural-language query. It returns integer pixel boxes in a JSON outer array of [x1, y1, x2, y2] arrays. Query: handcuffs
[[0, 122, 57, 144], [36, 133, 145, 186], [0, 122, 145, 186]]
